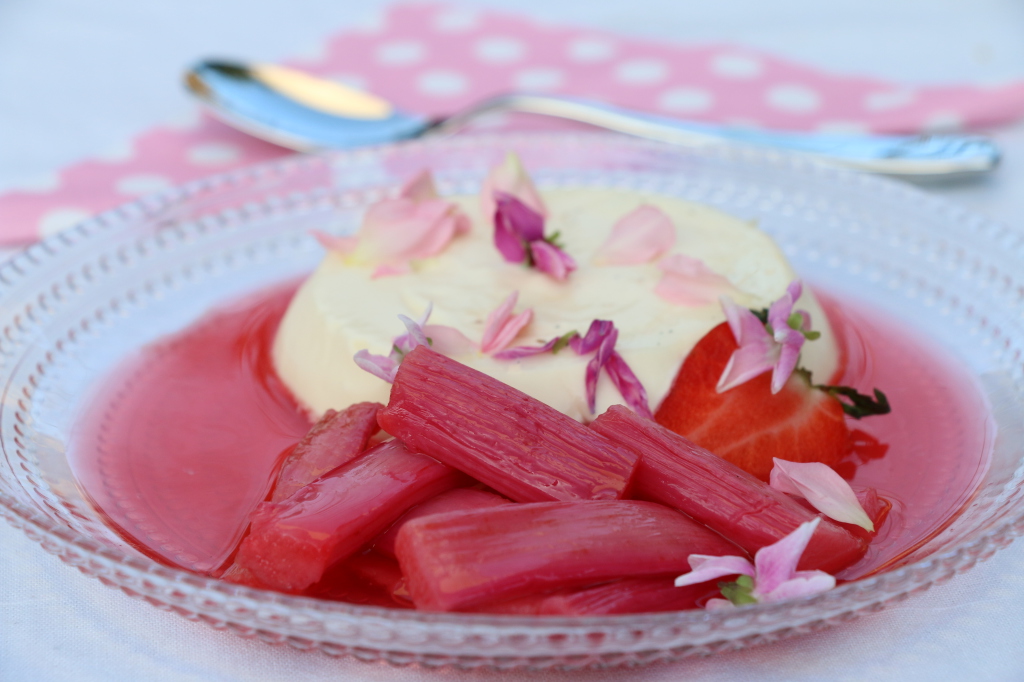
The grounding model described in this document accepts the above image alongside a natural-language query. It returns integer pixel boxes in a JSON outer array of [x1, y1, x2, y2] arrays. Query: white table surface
[[2, 1, 1024, 680]]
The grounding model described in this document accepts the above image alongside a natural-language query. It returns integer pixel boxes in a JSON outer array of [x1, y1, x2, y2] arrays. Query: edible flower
[[354, 304, 471, 382], [494, 192, 577, 281], [770, 458, 874, 531], [674, 518, 836, 609], [312, 170, 470, 278], [593, 205, 676, 266], [495, 320, 652, 418], [480, 151, 547, 225], [480, 292, 534, 355], [655, 254, 738, 306], [717, 280, 816, 394]]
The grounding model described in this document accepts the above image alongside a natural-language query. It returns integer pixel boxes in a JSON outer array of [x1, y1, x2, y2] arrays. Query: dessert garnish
[[311, 169, 470, 277], [494, 319, 651, 418], [493, 192, 577, 280], [353, 304, 434, 383], [655, 253, 738, 306], [593, 204, 676, 266], [674, 518, 836, 609], [480, 291, 533, 354], [654, 282, 890, 479], [480, 151, 547, 224], [769, 458, 874, 531], [718, 280, 813, 394], [718, 281, 890, 417], [570, 320, 652, 418]]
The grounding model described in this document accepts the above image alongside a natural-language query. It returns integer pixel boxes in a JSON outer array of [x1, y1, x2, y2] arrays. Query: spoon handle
[[430, 94, 1000, 177]]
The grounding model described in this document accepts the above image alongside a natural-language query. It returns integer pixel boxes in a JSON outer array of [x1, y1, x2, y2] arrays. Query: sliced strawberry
[[654, 322, 850, 481]]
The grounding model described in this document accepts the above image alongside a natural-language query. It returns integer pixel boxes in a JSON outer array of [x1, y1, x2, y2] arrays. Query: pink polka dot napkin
[[4, 2, 1024, 245]]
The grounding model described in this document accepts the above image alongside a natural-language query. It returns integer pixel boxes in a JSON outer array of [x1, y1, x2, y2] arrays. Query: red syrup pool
[[68, 282, 994, 592]]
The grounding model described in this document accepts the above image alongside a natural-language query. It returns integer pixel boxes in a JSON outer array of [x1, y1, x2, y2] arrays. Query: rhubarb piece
[[306, 556, 412, 608], [271, 402, 382, 501], [220, 562, 270, 589], [378, 346, 638, 502], [395, 500, 740, 612], [477, 576, 716, 615], [374, 487, 512, 558], [590, 406, 866, 574], [235, 439, 466, 592]]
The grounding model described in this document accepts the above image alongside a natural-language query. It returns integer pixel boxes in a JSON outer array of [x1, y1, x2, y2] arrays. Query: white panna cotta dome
[[273, 187, 838, 421]]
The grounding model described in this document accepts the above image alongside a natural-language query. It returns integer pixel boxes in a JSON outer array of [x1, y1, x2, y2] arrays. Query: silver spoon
[[185, 59, 1000, 177]]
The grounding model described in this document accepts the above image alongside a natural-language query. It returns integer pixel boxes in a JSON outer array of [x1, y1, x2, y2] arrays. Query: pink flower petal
[[353, 349, 399, 383], [480, 152, 547, 225], [492, 336, 562, 360], [423, 324, 476, 356], [530, 239, 577, 281], [716, 297, 777, 392], [605, 351, 653, 418], [594, 205, 676, 265], [705, 598, 736, 611], [570, 320, 615, 355], [752, 518, 821, 597], [399, 169, 439, 202], [674, 554, 754, 587], [655, 254, 736, 306], [584, 327, 619, 414], [309, 229, 358, 253], [759, 571, 836, 603], [493, 192, 545, 263], [358, 197, 468, 266], [393, 304, 433, 354], [481, 292, 534, 354], [770, 334, 803, 393], [371, 262, 412, 279], [770, 459, 875, 531]]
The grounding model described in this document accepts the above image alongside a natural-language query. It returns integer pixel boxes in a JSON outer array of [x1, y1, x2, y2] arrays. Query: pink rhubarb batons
[[374, 487, 512, 558], [235, 439, 466, 592], [478, 576, 717, 616], [270, 401, 382, 502], [377, 346, 639, 502], [590, 406, 867, 574], [394, 500, 741, 612]]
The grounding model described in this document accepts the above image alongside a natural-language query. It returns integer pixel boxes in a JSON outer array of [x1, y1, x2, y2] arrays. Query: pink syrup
[[69, 284, 994, 587]]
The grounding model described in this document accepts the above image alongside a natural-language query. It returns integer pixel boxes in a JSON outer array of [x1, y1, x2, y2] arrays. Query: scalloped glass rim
[[2, 132, 1023, 670]]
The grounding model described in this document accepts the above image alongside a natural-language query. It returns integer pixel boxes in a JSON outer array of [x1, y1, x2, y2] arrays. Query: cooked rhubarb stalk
[[271, 402, 382, 502], [378, 347, 639, 502], [590, 406, 866, 574], [235, 439, 466, 592], [306, 554, 412, 608], [374, 487, 512, 558], [477, 575, 716, 616], [395, 500, 740, 612]]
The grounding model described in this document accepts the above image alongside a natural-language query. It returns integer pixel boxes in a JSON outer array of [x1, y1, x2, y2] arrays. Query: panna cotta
[[272, 187, 839, 421]]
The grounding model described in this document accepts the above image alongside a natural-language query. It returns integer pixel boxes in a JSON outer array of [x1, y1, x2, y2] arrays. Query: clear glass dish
[[1, 133, 1022, 670]]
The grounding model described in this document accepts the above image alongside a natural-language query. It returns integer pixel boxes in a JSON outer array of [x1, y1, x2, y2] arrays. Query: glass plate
[[1, 133, 1022, 670]]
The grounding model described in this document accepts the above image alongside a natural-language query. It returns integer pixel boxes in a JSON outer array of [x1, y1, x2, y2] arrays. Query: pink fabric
[[5, 2, 1024, 245]]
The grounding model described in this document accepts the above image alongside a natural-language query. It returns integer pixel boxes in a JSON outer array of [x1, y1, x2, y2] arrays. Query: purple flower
[[717, 280, 814, 394], [674, 518, 836, 609], [493, 192, 577, 281]]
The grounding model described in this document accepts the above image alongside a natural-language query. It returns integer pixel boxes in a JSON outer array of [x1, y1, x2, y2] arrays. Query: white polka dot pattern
[[1, 2, 1021, 245]]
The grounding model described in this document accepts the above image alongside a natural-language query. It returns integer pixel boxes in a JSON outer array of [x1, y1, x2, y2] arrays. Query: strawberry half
[[654, 322, 850, 481]]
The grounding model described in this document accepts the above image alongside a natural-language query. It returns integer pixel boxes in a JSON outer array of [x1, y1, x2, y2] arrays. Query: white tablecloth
[[2, 1, 1024, 679]]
